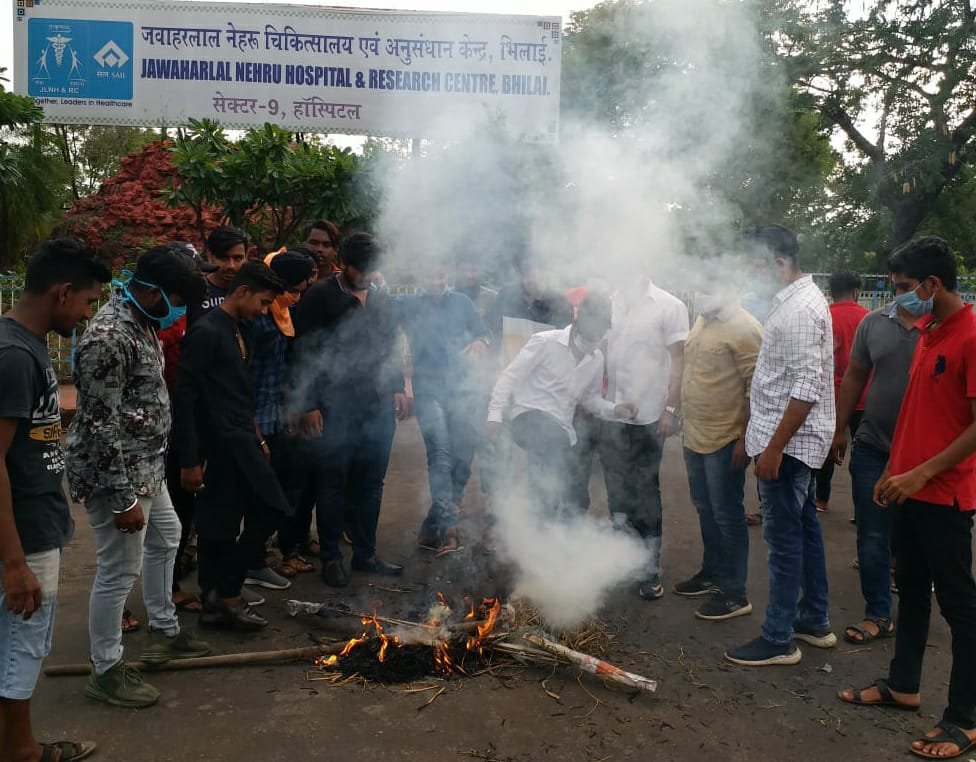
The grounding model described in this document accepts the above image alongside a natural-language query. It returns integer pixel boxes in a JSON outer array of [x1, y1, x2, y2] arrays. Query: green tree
[[166, 120, 377, 251], [0, 69, 70, 269], [772, 0, 976, 250], [162, 118, 231, 248], [51, 124, 158, 200]]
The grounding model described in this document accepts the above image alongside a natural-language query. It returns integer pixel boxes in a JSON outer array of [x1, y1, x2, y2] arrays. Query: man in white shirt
[[599, 279, 689, 601], [487, 293, 634, 517], [725, 225, 836, 667]]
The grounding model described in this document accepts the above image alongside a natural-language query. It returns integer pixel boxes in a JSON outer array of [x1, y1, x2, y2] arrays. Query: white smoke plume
[[362, 0, 780, 627]]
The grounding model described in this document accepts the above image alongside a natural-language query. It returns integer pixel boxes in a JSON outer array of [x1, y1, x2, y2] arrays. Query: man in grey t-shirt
[[829, 293, 922, 645]]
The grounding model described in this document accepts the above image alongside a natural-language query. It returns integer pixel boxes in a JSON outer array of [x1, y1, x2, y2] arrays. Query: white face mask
[[695, 293, 725, 316]]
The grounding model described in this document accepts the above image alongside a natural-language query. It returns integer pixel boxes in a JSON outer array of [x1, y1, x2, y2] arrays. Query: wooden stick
[[44, 643, 343, 677], [524, 633, 658, 693]]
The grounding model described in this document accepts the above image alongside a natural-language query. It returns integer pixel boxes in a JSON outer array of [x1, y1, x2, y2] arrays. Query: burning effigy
[[286, 593, 658, 694]]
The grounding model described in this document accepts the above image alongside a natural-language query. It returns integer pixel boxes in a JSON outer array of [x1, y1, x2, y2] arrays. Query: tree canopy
[[772, 0, 976, 255], [0, 68, 70, 270], [165, 119, 378, 252]]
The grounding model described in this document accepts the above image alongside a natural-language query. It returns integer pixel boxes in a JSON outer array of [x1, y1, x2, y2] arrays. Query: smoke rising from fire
[[292, 0, 783, 626]]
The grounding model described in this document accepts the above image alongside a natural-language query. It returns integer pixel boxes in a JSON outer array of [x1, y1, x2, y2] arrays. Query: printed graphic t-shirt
[[0, 316, 73, 553]]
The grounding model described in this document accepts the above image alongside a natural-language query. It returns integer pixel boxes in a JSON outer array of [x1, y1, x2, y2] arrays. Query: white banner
[[12, 0, 561, 141]]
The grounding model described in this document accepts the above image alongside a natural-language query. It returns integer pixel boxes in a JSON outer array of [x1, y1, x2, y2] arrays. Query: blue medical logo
[[28, 18, 133, 99]]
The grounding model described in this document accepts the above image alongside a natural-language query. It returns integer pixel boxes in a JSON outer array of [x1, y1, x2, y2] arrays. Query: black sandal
[[843, 617, 894, 644], [41, 740, 97, 761], [838, 678, 919, 711], [911, 721, 976, 759]]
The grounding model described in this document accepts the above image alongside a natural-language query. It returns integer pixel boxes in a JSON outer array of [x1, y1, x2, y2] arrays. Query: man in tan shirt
[[675, 286, 762, 621]]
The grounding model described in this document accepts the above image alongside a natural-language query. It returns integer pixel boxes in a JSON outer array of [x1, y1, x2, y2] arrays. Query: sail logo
[[28, 18, 133, 100]]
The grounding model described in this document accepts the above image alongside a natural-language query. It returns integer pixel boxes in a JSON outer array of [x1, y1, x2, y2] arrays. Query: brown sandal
[[435, 528, 463, 557], [278, 555, 314, 575], [121, 608, 140, 633]]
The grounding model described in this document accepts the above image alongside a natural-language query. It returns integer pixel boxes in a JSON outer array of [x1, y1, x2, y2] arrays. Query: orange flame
[[315, 654, 339, 667], [433, 642, 454, 674], [464, 596, 476, 620], [339, 633, 367, 657], [466, 597, 502, 656]]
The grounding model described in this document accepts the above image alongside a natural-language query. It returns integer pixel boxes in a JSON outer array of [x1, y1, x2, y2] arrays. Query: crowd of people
[[2, 225, 976, 760]]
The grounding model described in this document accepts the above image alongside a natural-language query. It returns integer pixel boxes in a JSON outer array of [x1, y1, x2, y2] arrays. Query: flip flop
[[435, 543, 464, 558], [910, 721, 976, 759], [434, 529, 463, 557], [41, 740, 97, 761], [121, 608, 141, 634], [838, 678, 919, 711], [173, 594, 203, 613]]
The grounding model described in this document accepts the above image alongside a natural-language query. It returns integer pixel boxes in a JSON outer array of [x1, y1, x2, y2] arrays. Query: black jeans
[[600, 421, 664, 577], [814, 411, 862, 503], [269, 433, 317, 556], [889, 499, 976, 729], [309, 401, 396, 563], [194, 444, 284, 598], [569, 410, 602, 515], [195, 507, 279, 600], [166, 446, 196, 592], [510, 410, 574, 518]]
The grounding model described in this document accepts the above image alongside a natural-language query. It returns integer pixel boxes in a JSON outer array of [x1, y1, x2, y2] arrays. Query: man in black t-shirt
[[0, 238, 108, 762], [186, 226, 248, 326]]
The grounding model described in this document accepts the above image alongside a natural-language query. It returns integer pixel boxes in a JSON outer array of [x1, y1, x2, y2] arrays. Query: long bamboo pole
[[44, 643, 343, 678], [524, 633, 658, 693]]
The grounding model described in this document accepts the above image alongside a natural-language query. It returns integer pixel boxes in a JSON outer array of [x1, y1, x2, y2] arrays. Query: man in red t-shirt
[[838, 237, 976, 760], [815, 271, 869, 511]]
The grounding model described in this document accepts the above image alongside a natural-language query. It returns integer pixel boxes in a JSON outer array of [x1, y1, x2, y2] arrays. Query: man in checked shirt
[[725, 225, 837, 667]]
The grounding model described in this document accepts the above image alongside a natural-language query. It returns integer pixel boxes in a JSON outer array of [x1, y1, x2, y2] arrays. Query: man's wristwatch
[[665, 405, 679, 416]]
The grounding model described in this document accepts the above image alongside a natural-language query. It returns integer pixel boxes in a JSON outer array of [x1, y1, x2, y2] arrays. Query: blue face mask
[[114, 272, 187, 330], [893, 281, 934, 317]]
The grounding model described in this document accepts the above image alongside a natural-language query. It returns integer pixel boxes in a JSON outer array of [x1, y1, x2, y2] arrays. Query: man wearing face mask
[[487, 292, 633, 517], [66, 246, 213, 708], [827, 262, 922, 647], [726, 225, 836, 667], [677, 280, 762, 621], [839, 237, 976, 761], [396, 259, 489, 555], [599, 274, 688, 601]]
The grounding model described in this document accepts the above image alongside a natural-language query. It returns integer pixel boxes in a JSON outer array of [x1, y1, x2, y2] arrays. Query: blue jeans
[[850, 441, 892, 620], [415, 393, 479, 533], [759, 454, 830, 645], [0, 550, 59, 700], [683, 442, 749, 602], [88, 492, 181, 674]]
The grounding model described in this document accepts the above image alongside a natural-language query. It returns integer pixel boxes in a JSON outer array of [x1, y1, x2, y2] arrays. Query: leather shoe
[[199, 590, 268, 630], [321, 560, 349, 588], [351, 556, 404, 576]]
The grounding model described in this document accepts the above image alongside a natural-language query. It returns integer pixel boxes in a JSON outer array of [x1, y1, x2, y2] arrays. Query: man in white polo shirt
[[599, 277, 689, 601]]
